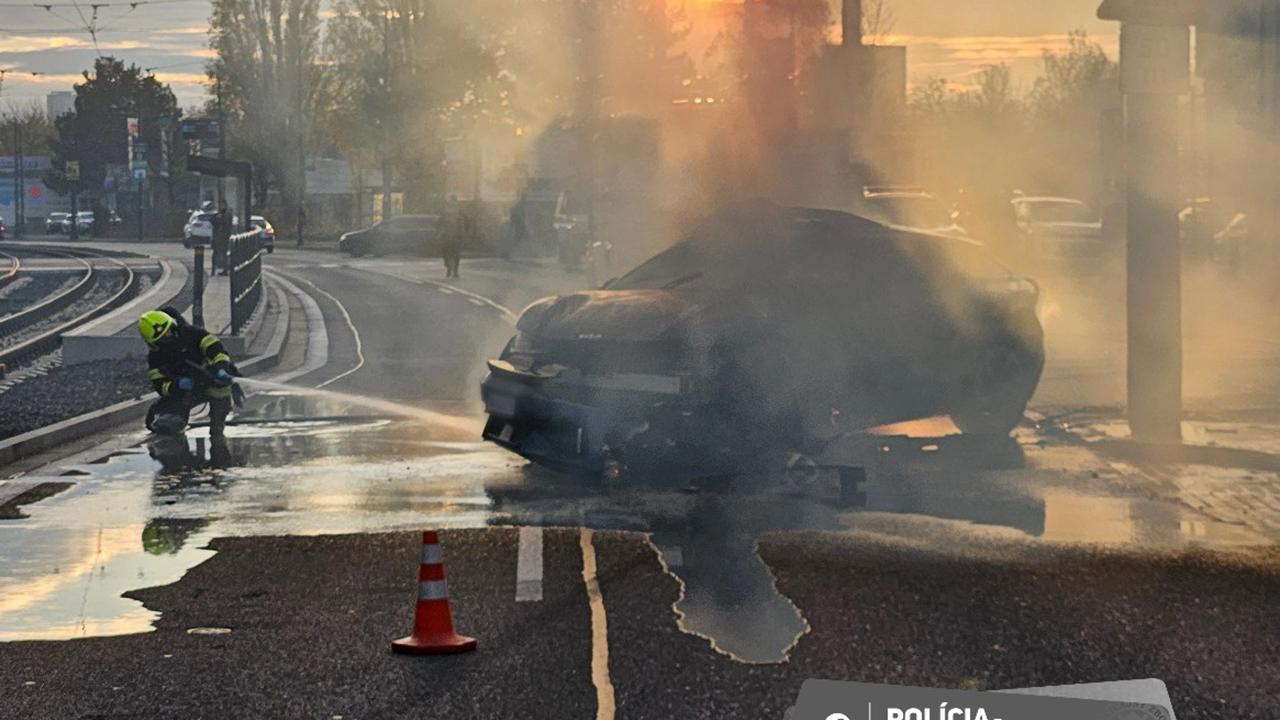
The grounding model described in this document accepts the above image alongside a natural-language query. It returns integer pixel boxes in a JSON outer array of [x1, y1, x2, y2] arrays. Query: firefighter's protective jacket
[[147, 316, 235, 400]]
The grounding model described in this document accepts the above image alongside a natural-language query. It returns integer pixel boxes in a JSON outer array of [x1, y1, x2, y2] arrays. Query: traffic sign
[[66, 161, 80, 180], [133, 168, 147, 181]]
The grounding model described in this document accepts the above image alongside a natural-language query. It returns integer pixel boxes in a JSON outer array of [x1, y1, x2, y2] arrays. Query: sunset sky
[[0, 0, 1116, 112]]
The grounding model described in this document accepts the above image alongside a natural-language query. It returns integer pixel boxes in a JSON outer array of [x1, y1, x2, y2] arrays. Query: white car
[[1012, 196, 1105, 255], [183, 210, 216, 248], [250, 215, 275, 253], [855, 186, 968, 238], [61, 211, 96, 235]]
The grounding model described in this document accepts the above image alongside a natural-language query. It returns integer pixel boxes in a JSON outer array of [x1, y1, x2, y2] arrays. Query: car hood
[[517, 290, 709, 343]]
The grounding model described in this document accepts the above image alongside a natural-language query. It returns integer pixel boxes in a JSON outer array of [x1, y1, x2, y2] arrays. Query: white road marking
[[282, 275, 366, 389], [357, 265, 518, 324], [515, 526, 543, 602], [580, 529, 616, 720], [467, 298, 485, 307]]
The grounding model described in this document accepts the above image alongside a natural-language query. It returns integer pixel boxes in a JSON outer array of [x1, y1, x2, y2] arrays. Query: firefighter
[[137, 308, 238, 439]]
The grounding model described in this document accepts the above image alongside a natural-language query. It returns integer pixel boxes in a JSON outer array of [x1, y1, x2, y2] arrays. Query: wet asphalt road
[[2, 248, 1279, 719]]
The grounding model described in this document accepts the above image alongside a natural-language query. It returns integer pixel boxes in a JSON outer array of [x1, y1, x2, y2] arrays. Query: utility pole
[[575, 0, 599, 251], [296, 23, 307, 241], [14, 121, 23, 238], [216, 77, 226, 207], [10, 119, 19, 237], [381, 7, 394, 221], [1098, 0, 1196, 443]]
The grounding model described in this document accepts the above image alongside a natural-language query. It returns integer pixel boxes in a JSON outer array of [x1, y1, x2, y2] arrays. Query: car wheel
[[951, 341, 1042, 437]]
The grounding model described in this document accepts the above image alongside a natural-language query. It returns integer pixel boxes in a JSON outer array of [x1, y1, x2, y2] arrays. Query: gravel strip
[[0, 356, 150, 440]]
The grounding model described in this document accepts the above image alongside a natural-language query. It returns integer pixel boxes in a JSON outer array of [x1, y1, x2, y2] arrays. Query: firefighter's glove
[[177, 377, 195, 393], [214, 368, 233, 387]]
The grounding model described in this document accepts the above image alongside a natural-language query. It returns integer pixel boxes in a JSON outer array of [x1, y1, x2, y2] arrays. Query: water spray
[[236, 378, 482, 433]]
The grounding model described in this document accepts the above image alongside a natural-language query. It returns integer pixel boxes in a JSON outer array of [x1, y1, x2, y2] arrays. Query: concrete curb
[[0, 276, 293, 469]]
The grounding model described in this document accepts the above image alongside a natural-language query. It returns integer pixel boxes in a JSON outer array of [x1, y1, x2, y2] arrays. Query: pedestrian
[[296, 205, 306, 249], [211, 202, 231, 276], [440, 195, 464, 279]]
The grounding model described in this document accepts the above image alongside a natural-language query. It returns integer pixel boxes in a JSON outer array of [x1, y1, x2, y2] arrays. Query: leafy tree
[[1026, 30, 1119, 200], [1029, 30, 1117, 118], [45, 57, 181, 199], [208, 0, 327, 211], [319, 0, 511, 209]]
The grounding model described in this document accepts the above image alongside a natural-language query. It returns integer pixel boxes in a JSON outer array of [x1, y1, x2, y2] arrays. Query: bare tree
[[861, 0, 896, 46]]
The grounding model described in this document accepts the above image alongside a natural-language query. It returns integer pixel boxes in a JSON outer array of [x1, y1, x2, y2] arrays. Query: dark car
[[338, 214, 439, 256], [481, 203, 1045, 476]]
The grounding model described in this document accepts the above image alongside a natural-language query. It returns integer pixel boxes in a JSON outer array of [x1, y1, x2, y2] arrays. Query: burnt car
[[481, 203, 1045, 475]]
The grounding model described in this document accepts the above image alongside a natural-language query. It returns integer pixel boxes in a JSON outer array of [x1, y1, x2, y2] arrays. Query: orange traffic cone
[[391, 531, 477, 655]]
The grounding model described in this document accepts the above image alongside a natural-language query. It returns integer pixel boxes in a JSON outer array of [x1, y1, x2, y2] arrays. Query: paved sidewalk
[[1045, 413, 1280, 543]]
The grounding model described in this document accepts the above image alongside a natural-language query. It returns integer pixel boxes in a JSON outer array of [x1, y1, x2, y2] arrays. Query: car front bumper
[[481, 358, 686, 473]]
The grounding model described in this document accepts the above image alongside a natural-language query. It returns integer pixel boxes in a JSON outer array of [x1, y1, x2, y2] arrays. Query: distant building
[[46, 91, 75, 120], [1, 156, 70, 225]]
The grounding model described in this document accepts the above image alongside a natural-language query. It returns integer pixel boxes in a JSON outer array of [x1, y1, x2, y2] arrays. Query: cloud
[[0, 35, 89, 53]]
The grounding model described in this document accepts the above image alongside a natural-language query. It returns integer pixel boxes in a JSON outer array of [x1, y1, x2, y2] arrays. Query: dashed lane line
[[515, 526, 543, 602], [356, 265, 519, 324]]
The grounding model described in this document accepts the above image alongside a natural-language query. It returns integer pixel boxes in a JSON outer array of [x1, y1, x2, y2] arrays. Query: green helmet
[[138, 310, 176, 345]]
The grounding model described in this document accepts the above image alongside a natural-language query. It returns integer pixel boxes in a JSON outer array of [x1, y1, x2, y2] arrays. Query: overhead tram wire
[[0, 0, 201, 6]]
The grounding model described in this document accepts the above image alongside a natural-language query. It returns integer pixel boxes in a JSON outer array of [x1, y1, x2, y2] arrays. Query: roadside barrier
[[391, 531, 477, 655], [229, 228, 263, 335]]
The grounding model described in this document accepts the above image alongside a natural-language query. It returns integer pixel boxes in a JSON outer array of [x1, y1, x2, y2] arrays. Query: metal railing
[[228, 228, 263, 335]]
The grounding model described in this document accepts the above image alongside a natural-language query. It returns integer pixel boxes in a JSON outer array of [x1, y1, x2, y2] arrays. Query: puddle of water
[[655, 538, 809, 664], [1, 391, 1273, 658], [0, 522, 215, 642], [1041, 490, 1268, 547]]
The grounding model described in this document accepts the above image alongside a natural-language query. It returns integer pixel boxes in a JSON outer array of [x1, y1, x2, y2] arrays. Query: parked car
[[250, 215, 275, 253], [481, 202, 1045, 476], [183, 210, 216, 248], [855, 186, 968, 237], [1011, 196, 1105, 256], [45, 212, 71, 234], [338, 214, 439, 256], [61, 211, 96, 235], [0, 216, 5, 240]]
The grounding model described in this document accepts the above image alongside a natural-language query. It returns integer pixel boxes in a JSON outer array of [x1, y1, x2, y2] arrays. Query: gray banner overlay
[[788, 680, 1173, 720]]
